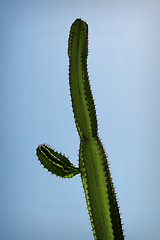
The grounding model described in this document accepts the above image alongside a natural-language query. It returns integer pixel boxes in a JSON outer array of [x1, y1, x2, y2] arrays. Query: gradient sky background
[[1, 0, 160, 239]]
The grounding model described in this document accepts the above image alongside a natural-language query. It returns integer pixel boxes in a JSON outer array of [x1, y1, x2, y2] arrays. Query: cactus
[[36, 18, 124, 240]]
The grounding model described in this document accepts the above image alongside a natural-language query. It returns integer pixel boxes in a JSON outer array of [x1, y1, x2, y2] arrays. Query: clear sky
[[0, 0, 160, 239]]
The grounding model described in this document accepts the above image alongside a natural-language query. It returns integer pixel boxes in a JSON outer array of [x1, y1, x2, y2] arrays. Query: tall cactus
[[36, 18, 124, 240]]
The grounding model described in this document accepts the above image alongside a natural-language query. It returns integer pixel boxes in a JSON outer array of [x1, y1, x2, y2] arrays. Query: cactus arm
[[37, 144, 80, 178]]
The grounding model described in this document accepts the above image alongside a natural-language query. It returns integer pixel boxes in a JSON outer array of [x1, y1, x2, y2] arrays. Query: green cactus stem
[[36, 18, 124, 240]]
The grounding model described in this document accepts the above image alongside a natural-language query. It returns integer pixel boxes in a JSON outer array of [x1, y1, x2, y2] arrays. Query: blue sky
[[0, 1, 160, 239]]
